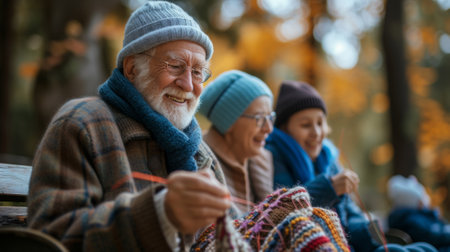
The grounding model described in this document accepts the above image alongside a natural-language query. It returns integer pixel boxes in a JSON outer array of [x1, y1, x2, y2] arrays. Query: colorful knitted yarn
[[191, 186, 350, 252]]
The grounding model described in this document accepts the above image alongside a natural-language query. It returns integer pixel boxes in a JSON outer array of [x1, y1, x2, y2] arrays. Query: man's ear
[[123, 55, 136, 83]]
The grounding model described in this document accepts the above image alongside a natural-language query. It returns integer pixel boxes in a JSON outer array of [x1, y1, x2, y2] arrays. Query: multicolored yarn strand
[[310, 208, 349, 250], [191, 186, 350, 252]]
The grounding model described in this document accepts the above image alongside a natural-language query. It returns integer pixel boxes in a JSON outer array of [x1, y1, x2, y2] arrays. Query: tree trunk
[[305, 0, 324, 87], [0, 0, 15, 153], [381, 0, 418, 176]]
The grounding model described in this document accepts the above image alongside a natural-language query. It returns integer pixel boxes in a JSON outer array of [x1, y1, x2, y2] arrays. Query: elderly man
[[27, 1, 230, 251]]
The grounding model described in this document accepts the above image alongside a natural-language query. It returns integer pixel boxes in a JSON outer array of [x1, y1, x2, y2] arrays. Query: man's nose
[[175, 68, 194, 92]]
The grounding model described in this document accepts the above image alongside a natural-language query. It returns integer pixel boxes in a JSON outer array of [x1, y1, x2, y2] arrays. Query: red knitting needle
[[112, 171, 255, 207]]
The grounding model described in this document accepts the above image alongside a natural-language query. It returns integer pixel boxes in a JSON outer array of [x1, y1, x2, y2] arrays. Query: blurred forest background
[[0, 0, 449, 222]]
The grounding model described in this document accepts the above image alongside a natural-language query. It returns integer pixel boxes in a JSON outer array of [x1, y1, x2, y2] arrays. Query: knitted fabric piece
[[191, 187, 350, 251]]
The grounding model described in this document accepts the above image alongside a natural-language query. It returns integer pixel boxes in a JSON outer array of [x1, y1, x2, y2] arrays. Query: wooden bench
[[0, 163, 32, 227], [0, 162, 415, 248], [0, 163, 68, 251]]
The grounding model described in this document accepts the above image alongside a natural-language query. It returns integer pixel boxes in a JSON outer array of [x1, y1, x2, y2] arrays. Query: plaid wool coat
[[27, 97, 226, 251]]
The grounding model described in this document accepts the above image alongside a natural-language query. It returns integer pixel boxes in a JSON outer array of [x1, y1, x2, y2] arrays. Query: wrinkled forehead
[[152, 40, 208, 63]]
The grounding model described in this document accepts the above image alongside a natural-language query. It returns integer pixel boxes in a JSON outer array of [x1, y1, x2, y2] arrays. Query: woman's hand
[[331, 169, 360, 196]]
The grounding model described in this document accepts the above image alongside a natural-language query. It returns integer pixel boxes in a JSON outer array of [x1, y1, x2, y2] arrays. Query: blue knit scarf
[[266, 127, 339, 184], [98, 68, 201, 174]]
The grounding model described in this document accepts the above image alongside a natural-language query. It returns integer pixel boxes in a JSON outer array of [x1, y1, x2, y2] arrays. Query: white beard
[[146, 84, 199, 130], [134, 62, 200, 130]]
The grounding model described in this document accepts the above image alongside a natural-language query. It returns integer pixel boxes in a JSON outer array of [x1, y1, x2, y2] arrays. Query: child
[[388, 175, 450, 251]]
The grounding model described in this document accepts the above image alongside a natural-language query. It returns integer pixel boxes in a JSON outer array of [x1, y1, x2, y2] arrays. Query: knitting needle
[[338, 129, 388, 252], [112, 171, 256, 207]]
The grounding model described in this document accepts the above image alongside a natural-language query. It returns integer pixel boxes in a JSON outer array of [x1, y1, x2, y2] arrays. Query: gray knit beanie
[[199, 70, 273, 134], [116, 1, 214, 68]]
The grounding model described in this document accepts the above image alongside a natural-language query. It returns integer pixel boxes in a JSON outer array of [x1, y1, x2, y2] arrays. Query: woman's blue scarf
[[98, 68, 201, 174], [266, 127, 339, 183]]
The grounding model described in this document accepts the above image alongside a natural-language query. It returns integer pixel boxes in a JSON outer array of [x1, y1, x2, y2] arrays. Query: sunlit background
[[1, 0, 449, 222]]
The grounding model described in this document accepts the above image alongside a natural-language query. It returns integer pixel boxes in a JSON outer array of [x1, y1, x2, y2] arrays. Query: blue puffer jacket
[[389, 208, 450, 251]]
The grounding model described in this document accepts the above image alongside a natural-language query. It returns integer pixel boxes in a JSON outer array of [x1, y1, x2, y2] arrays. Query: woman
[[195, 71, 351, 251], [265, 80, 437, 252], [198, 70, 275, 215]]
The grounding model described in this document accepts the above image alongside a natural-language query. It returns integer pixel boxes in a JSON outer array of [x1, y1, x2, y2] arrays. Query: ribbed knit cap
[[274, 81, 327, 128], [116, 1, 213, 68], [199, 70, 273, 134]]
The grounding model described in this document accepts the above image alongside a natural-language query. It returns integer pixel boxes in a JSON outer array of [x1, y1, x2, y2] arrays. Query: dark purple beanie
[[274, 81, 327, 128]]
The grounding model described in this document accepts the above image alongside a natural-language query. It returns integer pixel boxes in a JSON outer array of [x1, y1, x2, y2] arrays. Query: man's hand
[[331, 169, 360, 196], [164, 170, 231, 234]]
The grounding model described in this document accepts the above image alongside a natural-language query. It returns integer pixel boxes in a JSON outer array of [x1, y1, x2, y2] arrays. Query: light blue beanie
[[199, 70, 273, 134], [116, 1, 214, 68]]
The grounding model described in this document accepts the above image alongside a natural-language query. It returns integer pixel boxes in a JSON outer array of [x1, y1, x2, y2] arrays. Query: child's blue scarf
[[266, 127, 339, 183], [98, 68, 201, 174]]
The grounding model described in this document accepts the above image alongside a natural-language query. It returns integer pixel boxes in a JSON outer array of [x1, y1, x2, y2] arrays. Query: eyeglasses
[[241, 112, 276, 128], [140, 53, 211, 84]]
